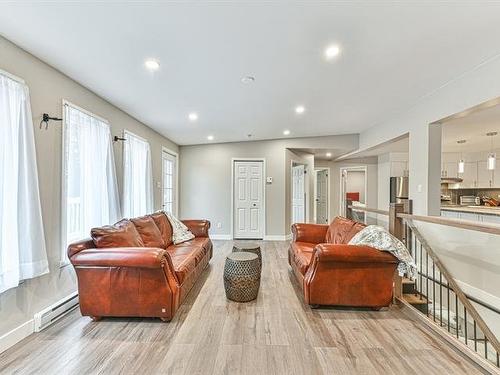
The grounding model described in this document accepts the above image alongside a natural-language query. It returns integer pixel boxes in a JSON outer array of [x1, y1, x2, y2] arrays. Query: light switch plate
[[266, 176, 273, 184]]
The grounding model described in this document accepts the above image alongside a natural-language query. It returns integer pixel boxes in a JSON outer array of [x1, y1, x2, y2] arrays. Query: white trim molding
[[264, 235, 291, 241], [210, 234, 232, 240], [230, 158, 267, 240], [0, 320, 34, 354]]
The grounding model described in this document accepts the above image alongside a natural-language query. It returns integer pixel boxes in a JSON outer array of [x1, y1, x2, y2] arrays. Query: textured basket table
[[224, 252, 261, 302], [232, 242, 262, 270]]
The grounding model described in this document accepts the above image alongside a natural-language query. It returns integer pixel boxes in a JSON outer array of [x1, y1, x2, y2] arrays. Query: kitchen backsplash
[[441, 187, 500, 205]]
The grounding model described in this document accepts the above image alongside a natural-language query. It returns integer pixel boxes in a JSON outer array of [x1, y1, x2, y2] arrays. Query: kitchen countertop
[[441, 205, 500, 216]]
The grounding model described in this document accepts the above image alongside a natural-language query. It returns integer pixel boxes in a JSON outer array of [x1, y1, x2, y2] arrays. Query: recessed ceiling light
[[144, 59, 160, 71], [295, 106, 305, 114], [207, 135, 214, 141], [188, 112, 198, 121], [324, 44, 341, 60], [283, 130, 290, 136], [241, 76, 255, 84], [326, 152, 332, 158]]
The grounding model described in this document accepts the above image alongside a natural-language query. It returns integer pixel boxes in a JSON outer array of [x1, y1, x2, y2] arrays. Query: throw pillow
[[165, 212, 195, 245]]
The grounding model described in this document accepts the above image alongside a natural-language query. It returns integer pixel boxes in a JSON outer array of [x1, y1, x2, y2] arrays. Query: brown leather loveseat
[[289, 217, 398, 308], [68, 212, 212, 322]]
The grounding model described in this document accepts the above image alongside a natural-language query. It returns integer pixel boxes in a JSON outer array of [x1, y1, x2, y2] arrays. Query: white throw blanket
[[165, 212, 195, 245], [348, 225, 417, 280]]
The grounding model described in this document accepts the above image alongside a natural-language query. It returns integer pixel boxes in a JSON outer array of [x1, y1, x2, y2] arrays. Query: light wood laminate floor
[[0, 240, 483, 374]]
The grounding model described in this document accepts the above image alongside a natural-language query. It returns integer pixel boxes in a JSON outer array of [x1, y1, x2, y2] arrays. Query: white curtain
[[123, 131, 153, 217], [0, 73, 49, 294], [62, 103, 121, 262]]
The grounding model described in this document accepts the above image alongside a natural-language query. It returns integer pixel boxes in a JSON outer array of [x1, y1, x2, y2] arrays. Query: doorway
[[162, 148, 178, 215], [314, 168, 330, 224], [292, 163, 306, 223], [339, 166, 367, 219], [232, 159, 265, 239]]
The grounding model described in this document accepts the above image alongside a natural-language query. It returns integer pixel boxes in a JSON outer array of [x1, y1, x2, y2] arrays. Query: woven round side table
[[232, 242, 262, 270], [224, 252, 261, 302]]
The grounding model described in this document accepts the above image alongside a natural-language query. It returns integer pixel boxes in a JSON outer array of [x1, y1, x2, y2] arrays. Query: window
[[0, 71, 48, 293], [162, 149, 178, 215], [122, 130, 153, 217], [61, 101, 120, 264]]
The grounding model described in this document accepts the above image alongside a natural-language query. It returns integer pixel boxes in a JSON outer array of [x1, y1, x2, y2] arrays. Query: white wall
[[345, 171, 366, 203], [0, 36, 178, 342], [179, 135, 358, 237]]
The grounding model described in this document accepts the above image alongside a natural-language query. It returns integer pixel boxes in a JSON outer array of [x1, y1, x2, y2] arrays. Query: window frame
[[161, 147, 179, 216], [60, 99, 111, 267]]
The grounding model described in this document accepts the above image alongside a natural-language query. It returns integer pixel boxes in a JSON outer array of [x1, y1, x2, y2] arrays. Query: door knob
[[252, 203, 257, 207]]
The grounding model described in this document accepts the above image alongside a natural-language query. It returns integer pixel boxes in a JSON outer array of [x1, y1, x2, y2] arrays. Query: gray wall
[[179, 135, 358, 237], [0, 36, 178, 338]]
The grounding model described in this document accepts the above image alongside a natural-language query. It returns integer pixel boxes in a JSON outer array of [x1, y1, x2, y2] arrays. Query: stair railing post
[[389, 202, 405, 300]]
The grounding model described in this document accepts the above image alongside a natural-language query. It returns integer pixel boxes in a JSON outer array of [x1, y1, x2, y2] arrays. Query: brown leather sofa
[[68, 212, 212, 321], [289, 217, 398, 308]]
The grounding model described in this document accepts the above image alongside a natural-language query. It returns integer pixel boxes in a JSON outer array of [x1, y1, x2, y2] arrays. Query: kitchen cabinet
[[390, 161, 408, 177], [477, 161, 493, 188], [441, 210, 459, 219], [458, 212, 480, 221], [460, 162, 478, 188], [443, 162, 459, 178]]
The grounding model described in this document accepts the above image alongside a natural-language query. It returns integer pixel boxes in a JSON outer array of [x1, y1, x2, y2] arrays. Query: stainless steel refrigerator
[[390, 177, 410, 211]]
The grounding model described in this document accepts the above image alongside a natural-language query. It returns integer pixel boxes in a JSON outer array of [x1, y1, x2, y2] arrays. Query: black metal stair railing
[[404, 221, 500, 368]]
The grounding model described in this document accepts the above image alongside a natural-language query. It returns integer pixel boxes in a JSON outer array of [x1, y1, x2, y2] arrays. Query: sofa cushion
[[151, 212, 173, 247], [167, 238, 210, 284], [290, 242, 315, 275], [131, 216, 166, 248], [91, 219, 144, 248], [325, 217, 365, 244]]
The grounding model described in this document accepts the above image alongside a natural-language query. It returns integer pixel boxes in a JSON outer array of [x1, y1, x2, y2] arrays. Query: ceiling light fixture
[[241, 76, 255, 84], [295, 106, 305, 114], [487, 132, 498, 170], [144, 59, 160, 71], [283, 130, 290, 136], [326, 152, 332, 158], [188, 112, 198, 121], [324, 44, 341, 60], [207, 135, 214, 141]]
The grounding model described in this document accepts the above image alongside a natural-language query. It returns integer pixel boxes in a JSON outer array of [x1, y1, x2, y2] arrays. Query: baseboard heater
[[33, 292, 79, 332]]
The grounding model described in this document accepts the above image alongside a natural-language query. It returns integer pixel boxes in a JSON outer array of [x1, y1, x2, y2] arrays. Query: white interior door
[[292, 164, 305, 223], [234, 161, 264, 239], [162, 150, 177, 215], [316, 169, 328, 224]]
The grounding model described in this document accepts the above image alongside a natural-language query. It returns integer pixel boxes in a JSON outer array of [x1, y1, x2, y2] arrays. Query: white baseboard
[[0, 319, 34, 354], [210, 234, 232, 240], [264, 235, 291, 241]]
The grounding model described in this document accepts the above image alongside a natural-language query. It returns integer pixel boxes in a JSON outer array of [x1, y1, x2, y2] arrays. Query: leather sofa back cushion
[[91, 219, 145, 248], [151, 212, 173, 247], [131, 216, 166, 248], [325, 216, 365, 244]]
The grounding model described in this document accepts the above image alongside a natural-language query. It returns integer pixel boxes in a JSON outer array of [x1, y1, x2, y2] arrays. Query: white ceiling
[[443, 104, 500, 153], [2, 2, 500, 145]]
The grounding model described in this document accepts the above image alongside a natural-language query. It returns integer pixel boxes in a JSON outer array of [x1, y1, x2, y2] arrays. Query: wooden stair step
[[402, 277, 415, 285], [403, 293, 431, 305]]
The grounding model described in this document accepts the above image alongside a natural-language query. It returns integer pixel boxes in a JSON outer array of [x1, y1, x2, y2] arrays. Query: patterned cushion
[[165, 212, 195, 245]]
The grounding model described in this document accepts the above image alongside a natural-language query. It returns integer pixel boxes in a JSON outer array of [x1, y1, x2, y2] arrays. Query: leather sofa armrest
[[313, 243, 399, 263], [67, 238, 95, 259], [292, 223, 328, 244], [182, 220, 210, 237], [70, 247, 170, 269]]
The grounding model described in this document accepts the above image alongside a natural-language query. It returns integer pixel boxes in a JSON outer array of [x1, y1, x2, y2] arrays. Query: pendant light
[[457, 139, 466, 174], [486, 132, 497, 171]]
